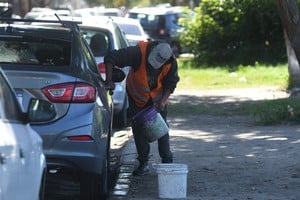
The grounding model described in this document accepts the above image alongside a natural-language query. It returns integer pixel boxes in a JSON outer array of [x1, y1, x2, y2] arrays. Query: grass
[[169, 60, 300, 125], [177, 62, 289, 89]]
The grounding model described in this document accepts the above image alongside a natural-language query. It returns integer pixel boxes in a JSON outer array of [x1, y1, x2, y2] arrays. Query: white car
[[111, 16, 150, 46], [0, 68, 56, 200]]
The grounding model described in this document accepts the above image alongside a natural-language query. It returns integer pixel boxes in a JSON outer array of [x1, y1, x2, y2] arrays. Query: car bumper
[[44, 138, 108, 175]]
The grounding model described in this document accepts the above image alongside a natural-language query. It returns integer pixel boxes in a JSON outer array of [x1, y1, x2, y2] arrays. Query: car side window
[[114, 26, 129, 48], [89, 33, 109, 56], [0, 72, 22, 121], [170, 13, 183, 28], [82, 39, 99, 74]]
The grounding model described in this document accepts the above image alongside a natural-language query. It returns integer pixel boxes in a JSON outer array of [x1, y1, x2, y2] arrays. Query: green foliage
[[180, 0, 286, 66], [252, 97, 300, 125], [177, 60, 289, 89]]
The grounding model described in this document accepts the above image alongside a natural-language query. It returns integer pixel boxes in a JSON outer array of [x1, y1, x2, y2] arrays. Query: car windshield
[[0, 38, 71, 66]]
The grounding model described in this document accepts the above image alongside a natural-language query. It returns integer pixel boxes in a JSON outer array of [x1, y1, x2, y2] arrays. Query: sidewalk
[[110, 133, 177, 200]]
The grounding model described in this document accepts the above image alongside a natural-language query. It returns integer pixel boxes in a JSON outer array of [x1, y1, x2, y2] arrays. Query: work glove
[[154, 101, 165, 112]]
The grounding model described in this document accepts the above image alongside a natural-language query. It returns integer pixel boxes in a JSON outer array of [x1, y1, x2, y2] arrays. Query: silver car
[[0, 68, 55, 200], [0, 18, 125, 199]]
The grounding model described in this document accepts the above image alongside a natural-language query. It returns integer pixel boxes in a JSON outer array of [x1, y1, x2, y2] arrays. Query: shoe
[[133, 163, 150, 176]]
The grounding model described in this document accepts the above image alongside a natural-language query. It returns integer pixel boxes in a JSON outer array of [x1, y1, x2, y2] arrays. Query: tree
[[180, 0, 286, 66], [275, 0, 300, 92]]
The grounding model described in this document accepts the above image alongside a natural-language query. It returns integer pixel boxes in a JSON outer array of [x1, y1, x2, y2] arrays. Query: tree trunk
[[284, 30, 300, 93], [275, 0, 300, 92]]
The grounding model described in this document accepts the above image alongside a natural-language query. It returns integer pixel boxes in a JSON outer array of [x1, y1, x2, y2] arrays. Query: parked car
[[0, 18, 125, 199], [126, 6, 189, 56], [80, 16, 130, 128], [0, 68, 55, 200], [111, 16, 150, 46], [24, 7, 57, 20], [74, 7, 123, 18]]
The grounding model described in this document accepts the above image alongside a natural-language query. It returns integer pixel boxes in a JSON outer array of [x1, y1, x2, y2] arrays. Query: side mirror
[[27, 99, 56, 123], [112, 67, 126, 83]]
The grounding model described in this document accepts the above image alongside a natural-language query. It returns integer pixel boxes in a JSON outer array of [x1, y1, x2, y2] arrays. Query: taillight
[[42, 82, 96, 103], [98, 63, 106, 73], [67, 135, 94, 141], [98, 63, 106, 80], [159, 28, 166, 35]]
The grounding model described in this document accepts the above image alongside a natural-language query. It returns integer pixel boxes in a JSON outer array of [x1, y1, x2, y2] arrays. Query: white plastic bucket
[[153, 163, 188, 199]]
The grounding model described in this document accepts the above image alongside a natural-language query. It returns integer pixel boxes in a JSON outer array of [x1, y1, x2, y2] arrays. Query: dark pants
[[129, 96, 173, 165]]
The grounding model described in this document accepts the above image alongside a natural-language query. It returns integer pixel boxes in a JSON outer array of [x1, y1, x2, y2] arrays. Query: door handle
[[19, 149, 24, 159], [0, 153, 6, 165]]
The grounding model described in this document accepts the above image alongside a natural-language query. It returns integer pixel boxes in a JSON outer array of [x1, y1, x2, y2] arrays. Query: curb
[[110, 135, 137, 199]]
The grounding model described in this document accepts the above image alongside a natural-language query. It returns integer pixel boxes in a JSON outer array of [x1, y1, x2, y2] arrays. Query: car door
[[0, 71, 24, 200], [0, 121, 19, 200], [0, 70, 45, 200]]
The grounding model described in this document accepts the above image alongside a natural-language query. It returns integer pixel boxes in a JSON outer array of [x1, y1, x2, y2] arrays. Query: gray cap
[[148, 43, 173, 69]]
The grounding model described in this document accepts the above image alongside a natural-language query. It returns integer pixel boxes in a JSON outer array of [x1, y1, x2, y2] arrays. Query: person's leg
[[132, 121, 150, 165], [132, 117, 151, 175], [158, 105, 173, 163], [158, 133, 173, 163], [128, 97, 151, 175]]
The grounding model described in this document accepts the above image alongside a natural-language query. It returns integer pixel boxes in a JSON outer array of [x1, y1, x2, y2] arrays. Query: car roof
[[0, 23, 74, 41], [80, 15, 116, 27]]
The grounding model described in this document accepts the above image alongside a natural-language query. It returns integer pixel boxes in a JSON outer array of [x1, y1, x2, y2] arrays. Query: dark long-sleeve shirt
[[104, 42, 180, 93]]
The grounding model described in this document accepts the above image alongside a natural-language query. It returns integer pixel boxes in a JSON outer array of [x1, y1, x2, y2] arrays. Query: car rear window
[[118, 23, 142, 36], [0, 38, 71, 66]]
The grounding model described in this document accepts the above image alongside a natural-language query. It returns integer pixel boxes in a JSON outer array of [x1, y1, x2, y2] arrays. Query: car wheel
[[39, 169, 46, 200], [79, 162, 109, 200], [114, 95, 128, 128]]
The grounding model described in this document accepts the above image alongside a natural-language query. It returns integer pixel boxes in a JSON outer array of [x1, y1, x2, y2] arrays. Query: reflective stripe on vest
[[127, 41, 171, 107]]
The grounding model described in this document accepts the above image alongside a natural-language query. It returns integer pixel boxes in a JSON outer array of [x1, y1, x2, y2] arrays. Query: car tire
[[79, 158, 109, 200]]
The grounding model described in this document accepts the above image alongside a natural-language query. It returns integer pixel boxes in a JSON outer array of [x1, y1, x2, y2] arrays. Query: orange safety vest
[[127, 41, 171, 107]]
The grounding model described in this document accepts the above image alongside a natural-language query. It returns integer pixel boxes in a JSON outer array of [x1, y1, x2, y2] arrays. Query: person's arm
[[104, 46, 141, 90], [105, 62, 115, 91], [155, 58, 180, 111], [162, 58, 180, 93], [155, 89, 172, 111]]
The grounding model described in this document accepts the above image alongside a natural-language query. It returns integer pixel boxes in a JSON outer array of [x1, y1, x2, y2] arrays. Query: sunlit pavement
[[109, 128, 136, 199]]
